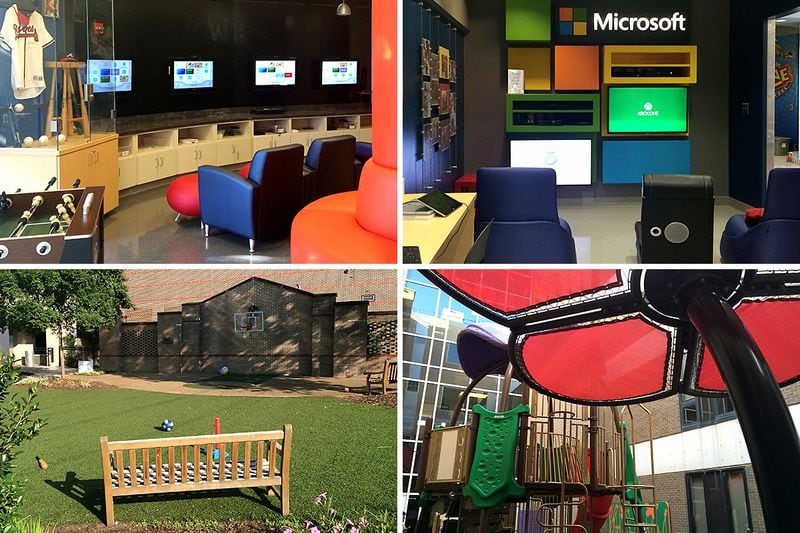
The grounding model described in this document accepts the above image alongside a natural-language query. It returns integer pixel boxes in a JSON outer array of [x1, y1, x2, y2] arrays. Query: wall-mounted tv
[[607, 86, 688, 134], [321, 60, 358, 86], [255, 59, 296, 87], [87, 59, 133, 93], [509, 139, 593, 185], [173, 60, 214, 90]]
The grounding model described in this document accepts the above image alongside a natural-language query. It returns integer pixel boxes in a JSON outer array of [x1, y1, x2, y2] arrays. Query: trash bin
[[635, 174, 715, 263], [24, 351, 33, 366]]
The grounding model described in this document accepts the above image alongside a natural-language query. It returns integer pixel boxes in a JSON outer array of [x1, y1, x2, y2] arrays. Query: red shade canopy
[[426, 269, 800, 405]]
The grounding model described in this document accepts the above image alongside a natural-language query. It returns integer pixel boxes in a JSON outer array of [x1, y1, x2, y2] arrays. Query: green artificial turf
[[14, 388, 396, 527]]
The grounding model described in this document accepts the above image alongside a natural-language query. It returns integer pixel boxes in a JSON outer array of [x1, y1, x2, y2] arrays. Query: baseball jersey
[[0, 4, 54, 100]]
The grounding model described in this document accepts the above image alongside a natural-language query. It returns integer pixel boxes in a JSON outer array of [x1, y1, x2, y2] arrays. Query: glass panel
[[689, 475, 709, 533], [444, 341, 459, 366], [404, 335, 430, 364], [726, 471, 750, 533], [683, 403, 698, 424], [404, 362, 423, 381], [699, 397, 714, 423], [402, 381, 423, 439], [436, 385, 464, 426], [85, 0, 116, 135], [704, 471, 728, 531]]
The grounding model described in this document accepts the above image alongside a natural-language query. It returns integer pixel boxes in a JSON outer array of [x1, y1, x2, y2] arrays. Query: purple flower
[[313, 492, 328, 505], [282, 529, 293, 533], [332, 525, 343, 533], [329, 507, 337, 516], [346, 519, 354, 526], [349, 528, 359, 533], [310, 527, 320, 533], [358, 517, 369, 527]]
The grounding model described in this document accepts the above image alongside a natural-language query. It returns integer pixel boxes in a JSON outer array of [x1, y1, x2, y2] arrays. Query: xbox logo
[[638, 102, 660, 117]]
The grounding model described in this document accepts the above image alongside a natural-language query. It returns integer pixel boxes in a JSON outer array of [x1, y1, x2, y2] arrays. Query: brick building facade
[[101, 271, 397, 377]]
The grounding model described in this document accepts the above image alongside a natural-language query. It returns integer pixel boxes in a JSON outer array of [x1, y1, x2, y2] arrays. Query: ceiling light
[[336, 1, 352, 16]]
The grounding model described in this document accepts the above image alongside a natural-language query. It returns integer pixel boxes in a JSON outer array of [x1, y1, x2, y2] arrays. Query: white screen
[[509, 139, 593, 186], [321, 60, 357, 85], [173, 60, 214, 90], [87, 59, 132, 93], [255, 60, 296, 86]]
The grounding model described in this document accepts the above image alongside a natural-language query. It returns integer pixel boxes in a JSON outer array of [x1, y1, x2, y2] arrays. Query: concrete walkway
[[78, 372, 373, 399]]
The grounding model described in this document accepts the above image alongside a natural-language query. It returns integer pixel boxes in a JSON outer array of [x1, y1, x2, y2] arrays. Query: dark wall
[[458, 0, 731, 196], [729, 0, 798, 206], [403, 0, 465, 193], [110, 0, 370, 116]]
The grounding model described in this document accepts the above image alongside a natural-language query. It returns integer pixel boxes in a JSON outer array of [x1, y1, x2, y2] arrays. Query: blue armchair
[[199, 144, 304, 253], [303, 135, 357, 204], [475, 167, 577, 263], [720, 167, 800, 263]]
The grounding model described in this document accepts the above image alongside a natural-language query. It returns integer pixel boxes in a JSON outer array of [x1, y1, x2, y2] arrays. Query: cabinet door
[[233, 138, 252, 163], [273, 134, 291, 148], [158, 150, 178, 179], [252, 135, 273, 152], [93, 138, 120, 212], [195, 144, 216, 167], [216, 140, 238, 165], [177, 144, 200, 174], [118, 157, 137, 190], [358, 129, 373, 143], [289, 133, 310, 154], [59, 150, 89, 190], [137, 153, 160, 184]]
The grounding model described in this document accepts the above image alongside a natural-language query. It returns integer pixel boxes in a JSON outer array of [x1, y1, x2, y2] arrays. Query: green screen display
[[608, 87, 688, 134]]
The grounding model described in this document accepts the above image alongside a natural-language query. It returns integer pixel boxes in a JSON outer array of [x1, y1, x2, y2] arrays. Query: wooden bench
[[100, 426, 292, 526], [365, 358, 398, 395]]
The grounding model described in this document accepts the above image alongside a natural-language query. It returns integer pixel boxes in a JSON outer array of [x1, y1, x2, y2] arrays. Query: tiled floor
[[105, 181, 748, 264], [103, 181, 291, 264], [559, 196, 746, 264]]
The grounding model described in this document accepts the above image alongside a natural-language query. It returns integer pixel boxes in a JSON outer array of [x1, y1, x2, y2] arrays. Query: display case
[[0, 0, 119, 211]]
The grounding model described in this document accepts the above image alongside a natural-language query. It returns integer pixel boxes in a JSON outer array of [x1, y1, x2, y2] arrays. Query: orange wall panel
[[554, 45, 599, 91]]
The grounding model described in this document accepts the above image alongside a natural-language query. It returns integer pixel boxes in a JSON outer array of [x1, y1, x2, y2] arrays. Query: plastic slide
[[462, 404, 530, 508], [572, 494, 614, 533]]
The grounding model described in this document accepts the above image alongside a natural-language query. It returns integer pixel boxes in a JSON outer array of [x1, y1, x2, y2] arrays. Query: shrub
[[0, 354, 45, 525], [271, 493, 397, 533]]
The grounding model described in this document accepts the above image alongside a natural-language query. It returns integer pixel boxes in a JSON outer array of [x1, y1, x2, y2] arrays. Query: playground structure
[[412, 324, 671, 533]]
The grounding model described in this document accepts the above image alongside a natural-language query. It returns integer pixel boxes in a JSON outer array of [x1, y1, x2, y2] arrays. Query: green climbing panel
[[463, 404, 530, 509], [608, 501, 672, 533]]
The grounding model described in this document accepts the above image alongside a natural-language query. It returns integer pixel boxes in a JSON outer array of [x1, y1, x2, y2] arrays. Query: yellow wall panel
[[508, 48, 551, 91]]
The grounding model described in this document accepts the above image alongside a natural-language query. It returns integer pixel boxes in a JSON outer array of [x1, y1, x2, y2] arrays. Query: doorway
[[769, 10, 800, 178]]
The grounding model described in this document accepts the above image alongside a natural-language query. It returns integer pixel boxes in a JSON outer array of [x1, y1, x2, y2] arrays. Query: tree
[[0, 354, 43, 524], [0, 271, 133, 378]]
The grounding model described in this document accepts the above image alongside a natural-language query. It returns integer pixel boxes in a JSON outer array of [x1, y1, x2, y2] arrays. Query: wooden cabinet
[[137, 149, 177, 185], [216, 137, 252, 165], [58, 134, 119, 213], [118, 156, 137, 190]]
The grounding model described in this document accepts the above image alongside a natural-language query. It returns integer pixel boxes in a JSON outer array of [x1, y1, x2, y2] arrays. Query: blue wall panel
[[602, 140, 692, 184]]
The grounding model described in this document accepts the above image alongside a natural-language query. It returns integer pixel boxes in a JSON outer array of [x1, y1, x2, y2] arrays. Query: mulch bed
[[344, 392, 397, 408], [23, 377, 117, 390], [57, 522, 274, 533]]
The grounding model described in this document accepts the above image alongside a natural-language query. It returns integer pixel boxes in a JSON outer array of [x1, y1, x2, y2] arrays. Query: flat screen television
[[321, 60, 358, 86], [607, 86, 688, 134], [255, 59, 296, 87], [173, 60, 214, 90], [509, 139, 593, 186], [87, 59, 132, 93]]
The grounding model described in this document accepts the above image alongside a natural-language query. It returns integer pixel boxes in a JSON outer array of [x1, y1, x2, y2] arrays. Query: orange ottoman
[[166, 173, 201, 219], [290, 192, 395, 264]]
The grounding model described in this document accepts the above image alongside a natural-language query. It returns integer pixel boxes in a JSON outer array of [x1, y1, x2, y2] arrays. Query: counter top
[[103, 103, 372, 136]]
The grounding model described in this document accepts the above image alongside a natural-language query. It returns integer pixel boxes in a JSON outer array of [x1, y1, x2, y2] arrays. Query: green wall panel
[[506, 0, 552, 43]]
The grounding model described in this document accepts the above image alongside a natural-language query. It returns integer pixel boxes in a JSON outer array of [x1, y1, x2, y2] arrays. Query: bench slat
[[143, 448, 150, 486], [219, 444, 226, 480], [155, 448, 162, 486], [106, 431, 284, 450], [206, 443, 213, 482], [111, 475, 283, 497], [181, 446, 188, 484], [193, 445, 201, 483], [244, 442, 252, 480], [231, 443, 238, 480], [115, 451, 124, 486], [268, 439, 277, 479], [257, 441, 264, 480], [128, 450, 138, 487], [168, 447, 175, 484]]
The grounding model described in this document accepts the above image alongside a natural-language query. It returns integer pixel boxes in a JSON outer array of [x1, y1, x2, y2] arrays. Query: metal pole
[[687, 287, 800, 533]]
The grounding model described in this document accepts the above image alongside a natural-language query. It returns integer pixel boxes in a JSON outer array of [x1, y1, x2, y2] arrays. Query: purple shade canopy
[[457, 322, 523, 382]]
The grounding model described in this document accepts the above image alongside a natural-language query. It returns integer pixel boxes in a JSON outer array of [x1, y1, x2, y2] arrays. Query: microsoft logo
[[638, 102, 660, 117], [559, 7, 588, 36]]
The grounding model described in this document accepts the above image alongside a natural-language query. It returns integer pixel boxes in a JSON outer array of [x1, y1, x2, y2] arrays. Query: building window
[[361, 294, 375, 302], [680, 394, 736, 430], [686, 469, 752, 533]]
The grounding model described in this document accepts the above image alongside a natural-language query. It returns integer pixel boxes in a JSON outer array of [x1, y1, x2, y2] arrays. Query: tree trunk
[[58, 330, 64, 379]]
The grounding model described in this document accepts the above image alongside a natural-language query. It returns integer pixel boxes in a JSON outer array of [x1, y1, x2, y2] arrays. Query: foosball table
[[0, 186, 104, 263]]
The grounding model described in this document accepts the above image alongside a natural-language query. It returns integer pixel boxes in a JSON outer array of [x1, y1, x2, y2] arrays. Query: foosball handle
[[72, 179, 81, 189], [0, 191, 9, 212], [44, 177, 57, 191]]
